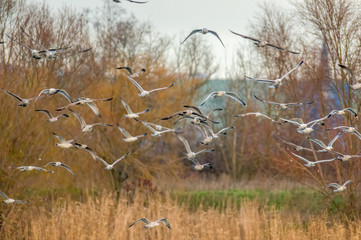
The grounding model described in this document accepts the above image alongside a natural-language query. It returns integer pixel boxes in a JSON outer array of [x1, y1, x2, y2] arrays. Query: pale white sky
[[37, 0, 292, 78]]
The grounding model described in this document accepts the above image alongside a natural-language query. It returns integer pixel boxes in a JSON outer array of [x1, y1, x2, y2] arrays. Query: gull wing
[[57, 89, 72, 103], [279, 117, 302, 127], [0, 190, 9, 200], [328, 133, 341, 147], [5, 33, 33, 51], [52, 132, 66, 143], [127, 0, 148, 3], [307, 115, 330, 127], [195, 149, 215, 155], [5, 91, 24, 102], [208, 30, 225, 47], [34, 167, 54, 173], [217, 126, 235, 135], [148, 83, 174, 93], [135, 109, 149, 115], [290, 152, 311, 164], [183, 105, 204, 117], [157, 218, 171, 229], [117, 67, 133, 75], [181, 29, 202, 44], [327, 183, 341, 188], [265, 42, 285, 50], [35, 109, 53, 118], [343, 180, 353, 187], [225, 92, 246, 106], [85, 147, 98, 161], [200, 92, 217, 106], [117, 124, 132, 138], [129, 217, 150, 228], [279, 61, 304, 80], [315, 159, 336, 164], [229, 30, 260, 43], [344, 108, 358, 117], [254, 95, 273, 104], [246, 76, 275, 83], [352, 130, 361, 140], [14, 200, 27, 204], [176, 134, 192, 154], [111, 152, 129, 167], [310, 138, 327, 149], [86, 102, 101, 118], [285, 101, 313, 107], [137, 119, 157, 134], [125, 75, 145, 93], [97, 156, 110, 168], [69, 108, 87, 129], [339, 64, 356, 83]]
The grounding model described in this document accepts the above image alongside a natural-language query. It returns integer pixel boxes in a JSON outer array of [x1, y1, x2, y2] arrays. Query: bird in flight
[[229, 30, 299, 54], [254, 95, 313, 110], [113, 0, 148, 3], [0, 191, 27, 204], [327, 180, 352, 192], [181, 28, 225, 47], [246, 61, 304, 88], [129, 217, 171, 229], [338, 64, 361, 91]]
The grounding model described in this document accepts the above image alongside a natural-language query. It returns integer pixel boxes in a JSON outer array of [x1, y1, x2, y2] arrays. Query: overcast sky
[[38, 0, 292, 78]]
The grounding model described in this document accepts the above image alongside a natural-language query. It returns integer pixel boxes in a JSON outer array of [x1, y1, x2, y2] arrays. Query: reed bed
[[1, 191, 360, 240]]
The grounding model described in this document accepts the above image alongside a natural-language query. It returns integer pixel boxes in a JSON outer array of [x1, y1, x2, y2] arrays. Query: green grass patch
[[173, 188, 326, 213]]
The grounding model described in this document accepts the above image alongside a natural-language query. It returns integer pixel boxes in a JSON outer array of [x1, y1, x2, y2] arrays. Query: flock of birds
[[0, 0, 360, 231]]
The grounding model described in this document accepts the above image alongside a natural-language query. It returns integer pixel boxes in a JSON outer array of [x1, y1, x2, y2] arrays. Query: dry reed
[[1, 191, 360, 240]]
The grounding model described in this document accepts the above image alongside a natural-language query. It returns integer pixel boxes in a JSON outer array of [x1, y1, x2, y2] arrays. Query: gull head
[[139, 91, 149, 97], [201, 28, 208, 34]]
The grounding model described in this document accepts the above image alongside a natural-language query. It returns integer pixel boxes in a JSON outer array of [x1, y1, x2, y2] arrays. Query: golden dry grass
[[1, 191, 361, 240]]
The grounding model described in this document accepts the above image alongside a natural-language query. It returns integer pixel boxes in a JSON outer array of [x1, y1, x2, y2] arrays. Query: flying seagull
[[254, 95, 313, 110], [329, 126, 361, 140], [200, 91, 246, 106], [44, 162, 74, 175], [121, 99, 149, 118], [35, 88, 72, 103], [183, 105, 222, 124], [0, 191, 27, 204], [96, 152, 129, 170], [1, 89, 43, 107], [5, 33, 43, 59], [327, 108, 357, 118], [279, 115, 329, 134], [181, 28, 225, 47], [246, 61, 304, 88], [117, 67, 145, 78], [35, 109, 69, 122], [273, 136, 315, 152], [338, 64, 361, 90], [125, 75, 174, 97], [190, 158, 212, 171], [117, 124, 147, 142], [135, 119, 175, 137], [229, 30, 299, 54], [234, 112, 278, 123], [176, 134, 214, 160], [56, 97, 113, 118], [14, 166, 54, 173], [310, 133, 341, 152], [69, 108, 112, 133], [290, 152, 335, 167], [329, 150, 361, 162], [52, 132, 74, 149], [327, 180, 352, 192], [113, 0, 148, 3], [129, 217, 171, 229]]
